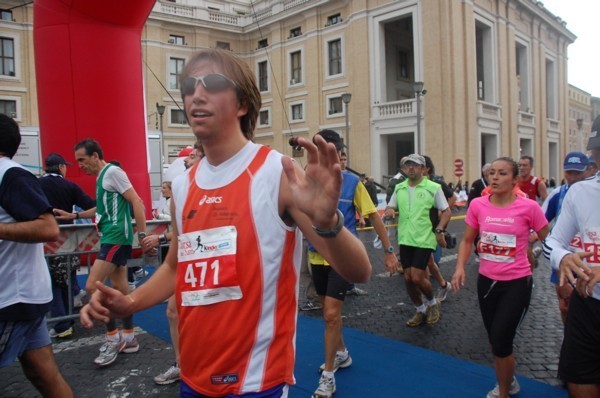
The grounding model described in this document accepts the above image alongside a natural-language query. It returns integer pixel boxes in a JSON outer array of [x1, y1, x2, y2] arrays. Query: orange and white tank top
[[171, 142, 302, 396]]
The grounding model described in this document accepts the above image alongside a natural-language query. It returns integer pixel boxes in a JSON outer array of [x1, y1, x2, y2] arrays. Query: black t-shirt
[[468, 178, 487, 206], [38, 174, 96, 224], [0, 167, 54, 320], [429, 176, 453, 231], [386, 172, 407, 203], [364, 181, 379, 207], [0, 168, 52, 221]]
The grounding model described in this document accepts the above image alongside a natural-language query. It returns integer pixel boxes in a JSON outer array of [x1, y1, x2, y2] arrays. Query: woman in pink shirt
[[452, 157, 549, 398]]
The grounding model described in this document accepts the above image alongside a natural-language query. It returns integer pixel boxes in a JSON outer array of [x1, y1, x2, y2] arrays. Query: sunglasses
[[180, 74, 237, 97]]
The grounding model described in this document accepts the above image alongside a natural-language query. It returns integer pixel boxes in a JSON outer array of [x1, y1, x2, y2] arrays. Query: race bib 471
[[177, 226, 242, 306]]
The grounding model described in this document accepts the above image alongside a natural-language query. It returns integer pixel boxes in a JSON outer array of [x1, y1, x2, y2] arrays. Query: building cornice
[[515, 0, 576, 43]]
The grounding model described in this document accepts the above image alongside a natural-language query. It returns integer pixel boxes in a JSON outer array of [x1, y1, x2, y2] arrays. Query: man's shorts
[[399, 245, 433, 271], [558, 292, 600, 384], [98, 244, 132, 267], [310, 264, 350, 301], [0, 316, 51, 367]]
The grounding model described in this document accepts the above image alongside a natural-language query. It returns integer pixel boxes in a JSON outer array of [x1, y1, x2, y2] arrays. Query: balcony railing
[[284, 0, 311, 11], [477, 101, 502, 119], [159, 2, 194, 18], [518, 111, 535, 126], [373, 99, 415, 119], [547, 118, 560, 133], [155, 0, 315, 26], [209, 10, 240, 25]]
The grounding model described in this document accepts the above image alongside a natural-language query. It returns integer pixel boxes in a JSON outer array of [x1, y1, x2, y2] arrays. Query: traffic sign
[[454, 169, 464, 177], [454, 159, 464, 168]]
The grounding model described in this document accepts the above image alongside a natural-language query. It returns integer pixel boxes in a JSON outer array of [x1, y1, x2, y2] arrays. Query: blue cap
[[563, 152, 589, 172]]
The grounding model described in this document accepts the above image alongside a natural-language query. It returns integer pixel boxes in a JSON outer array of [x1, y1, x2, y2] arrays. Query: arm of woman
[[536, 224, 550, 242]]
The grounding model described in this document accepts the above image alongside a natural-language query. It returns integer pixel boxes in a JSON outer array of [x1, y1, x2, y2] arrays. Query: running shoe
[[134, 268, 149, 280], [406, 311, 426, 327], [73, 290, 87, 308], [299, 301, 322, 311], [128, 281, 137, 292], [122, 337, 140, 353], [312, 373, 336, 398], [318, 351, 352, 373], [486, 377, 521, 398], [426, 300, 441, 325], [94, 340, 126, 366], [436, 283, 451, 302], [345, 286, 368, 296], [154, 362, 181, 385], [49, 327, 73, 338]]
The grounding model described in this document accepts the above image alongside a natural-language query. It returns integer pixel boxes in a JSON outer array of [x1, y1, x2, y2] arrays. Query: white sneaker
[[49, 327, 73, 338], [154, 362, 181, 385], [318, 351, 352, 373], [436, 283, 451, 302], [313, 373, 336, 398], [486, 377, 521, 398], [134, 268, 149, 280], [94, 339, 125, 366], [73, 290, 87, 308], [345, 286, 367, 296]]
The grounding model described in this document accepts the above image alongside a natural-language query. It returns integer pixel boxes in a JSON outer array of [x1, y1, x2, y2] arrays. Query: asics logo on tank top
[[199, 195, 223, 205]]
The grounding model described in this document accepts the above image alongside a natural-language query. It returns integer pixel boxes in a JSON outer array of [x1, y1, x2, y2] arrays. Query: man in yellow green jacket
[[384, 154, 451, 327]]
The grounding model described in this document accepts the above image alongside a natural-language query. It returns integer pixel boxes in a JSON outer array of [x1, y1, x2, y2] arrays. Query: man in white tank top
[[81, 49, 372, 397]]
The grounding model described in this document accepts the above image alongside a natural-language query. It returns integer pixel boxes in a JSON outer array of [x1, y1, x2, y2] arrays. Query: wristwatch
[[137, 232, 147, 241], [434, 228, 445, 235], [312, 209, 344, 238], [158, 234, 168, 245], [386, 246, 394, 254]]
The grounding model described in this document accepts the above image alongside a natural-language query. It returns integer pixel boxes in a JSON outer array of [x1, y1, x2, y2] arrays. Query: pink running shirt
[[466, 195, 547, 281]]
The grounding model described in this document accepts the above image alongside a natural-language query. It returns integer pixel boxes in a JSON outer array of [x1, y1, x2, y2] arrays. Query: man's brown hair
[[180, 49, 261, 140]]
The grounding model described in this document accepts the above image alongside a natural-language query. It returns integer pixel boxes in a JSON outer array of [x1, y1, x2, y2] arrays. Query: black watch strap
[[312, 209, 344, 238], [435, 228, 445, 234]]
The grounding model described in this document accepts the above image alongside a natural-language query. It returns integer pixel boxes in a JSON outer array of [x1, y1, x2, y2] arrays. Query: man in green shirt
[[384, 154, 451, 327], [73, 138, 149, 366]]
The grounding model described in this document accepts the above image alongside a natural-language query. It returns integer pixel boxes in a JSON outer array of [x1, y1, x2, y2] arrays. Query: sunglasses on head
[[180, 73, 237, 97]]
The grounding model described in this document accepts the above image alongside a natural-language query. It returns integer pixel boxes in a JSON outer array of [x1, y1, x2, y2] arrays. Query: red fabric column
[[34, 0, 156, 218]]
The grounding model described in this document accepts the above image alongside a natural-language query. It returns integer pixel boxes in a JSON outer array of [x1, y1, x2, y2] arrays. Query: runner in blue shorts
[[0, 114, 73, 396]]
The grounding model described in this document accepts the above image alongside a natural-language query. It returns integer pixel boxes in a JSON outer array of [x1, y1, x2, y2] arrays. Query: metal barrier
[[44, 220, 171, 325]]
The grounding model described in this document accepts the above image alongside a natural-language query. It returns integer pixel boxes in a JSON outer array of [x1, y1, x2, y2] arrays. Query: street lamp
[[576, 117, 584, 151], [341, 93, 352, 165], [413, 81, 426, 154], [156, 102, 165, 134]]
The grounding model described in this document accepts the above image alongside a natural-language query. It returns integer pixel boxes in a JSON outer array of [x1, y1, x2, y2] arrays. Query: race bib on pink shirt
[[478, 231, 516, 263]]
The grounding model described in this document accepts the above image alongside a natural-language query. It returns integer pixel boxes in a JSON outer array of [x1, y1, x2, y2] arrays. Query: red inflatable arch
[[33, 0, 156, 217]]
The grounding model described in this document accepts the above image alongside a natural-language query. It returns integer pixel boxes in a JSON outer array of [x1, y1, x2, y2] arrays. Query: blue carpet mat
[[86, 270, 567, 397]]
